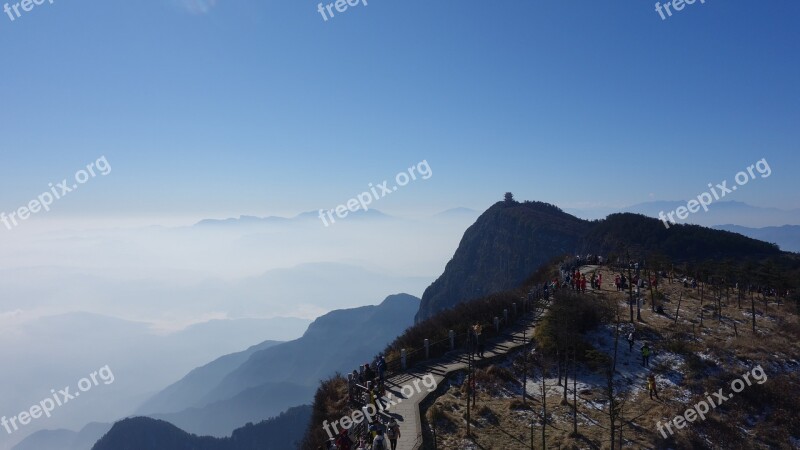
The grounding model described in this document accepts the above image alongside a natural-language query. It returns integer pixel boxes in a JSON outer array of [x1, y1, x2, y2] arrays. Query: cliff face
[[416, 201, 590, 321], [417, 201, 788, 322]]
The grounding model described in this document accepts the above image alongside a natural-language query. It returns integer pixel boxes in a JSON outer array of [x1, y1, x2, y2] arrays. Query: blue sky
[[0, 0, 798, 223]]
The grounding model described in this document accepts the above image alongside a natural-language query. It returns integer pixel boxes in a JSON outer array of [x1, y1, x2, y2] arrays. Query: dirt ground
[[420, 265, 800, 449]]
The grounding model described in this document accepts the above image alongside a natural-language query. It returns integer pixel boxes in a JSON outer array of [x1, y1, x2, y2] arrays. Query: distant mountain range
[[0, 313, 307, 450], [12, 423, 111, 450], [195, 209, 392, 227], [193, 208, 482, 228], [19, 294, 418, 449], [136, 340, 282, 415], [134, 294, 419, 437], [712, 224, 800, 253]]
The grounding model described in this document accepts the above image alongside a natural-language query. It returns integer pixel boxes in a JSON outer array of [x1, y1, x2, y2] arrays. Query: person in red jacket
[[336, 429, 353, 450]]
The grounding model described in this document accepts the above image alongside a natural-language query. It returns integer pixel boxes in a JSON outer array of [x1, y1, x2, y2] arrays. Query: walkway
[[378, 313, 544, 450]]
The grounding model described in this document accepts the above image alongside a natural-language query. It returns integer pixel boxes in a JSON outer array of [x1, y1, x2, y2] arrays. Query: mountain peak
[[379, 293, 420, 307], [417, 199, 588, 321]]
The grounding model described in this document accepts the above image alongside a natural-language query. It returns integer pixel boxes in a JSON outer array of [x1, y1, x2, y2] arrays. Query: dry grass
[[419, 265, 800, 449]]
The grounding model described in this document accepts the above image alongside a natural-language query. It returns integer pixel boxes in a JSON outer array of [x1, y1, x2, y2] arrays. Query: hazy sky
[[0, 2, 798, 446], [0, 0, 798, 226]]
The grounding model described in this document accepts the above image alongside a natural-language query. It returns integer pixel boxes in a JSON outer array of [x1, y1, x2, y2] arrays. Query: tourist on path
[[473, 323, 483, 357], [377, 355, 387, 383], [364, 363, 376, 384], [371, 429, 389, 450], [386, 419, 401, 450], [647, 373, 660, 400], [642, 343, 651, 367], [627, 331, 635, 352]]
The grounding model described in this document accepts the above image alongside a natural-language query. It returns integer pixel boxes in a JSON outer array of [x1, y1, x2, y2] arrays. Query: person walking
[[372, 384, 386, 410], [368, 420, 385, 442], [386, 419, 401, 450], [364, 363, 376, 384], [641, 343, 651, 367], [371, 429, 389, 450], [627, 331, 635, 352], [473, 323, 483, 357], [377, 355, 387, 384], [647, 373, 660, 400]]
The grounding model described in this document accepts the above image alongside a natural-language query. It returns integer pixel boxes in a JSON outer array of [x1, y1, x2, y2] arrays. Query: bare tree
[[699, 275, 705, 328], [603, 302, 632, 449], [606, 311, 621, 448], [572, 346, 578, 436], [534, 352, 551, 450], [674, 291, 683, 325], [427, 405, 442, 450], [751, 284, 757, 333], [625, 252, 637, 322]]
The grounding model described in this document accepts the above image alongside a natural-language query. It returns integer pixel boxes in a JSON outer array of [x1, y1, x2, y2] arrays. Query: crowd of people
[[320, 355, 401, 450], [325, 419, 400, 450], [559, 254, 607, 292]]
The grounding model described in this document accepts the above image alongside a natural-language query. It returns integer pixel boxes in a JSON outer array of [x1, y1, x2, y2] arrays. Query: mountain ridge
[[135, 293, 419, 437], [417, 198, 789, 321]]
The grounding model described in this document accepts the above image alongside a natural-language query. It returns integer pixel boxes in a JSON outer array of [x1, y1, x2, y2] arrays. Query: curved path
[[378, 313, 544, 450]]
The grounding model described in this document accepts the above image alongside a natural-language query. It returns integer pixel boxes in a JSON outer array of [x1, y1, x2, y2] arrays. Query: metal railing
[[335, 287, 553, 446]]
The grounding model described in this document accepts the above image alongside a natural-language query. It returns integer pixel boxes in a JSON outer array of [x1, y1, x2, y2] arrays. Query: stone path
[[376, 315, 542, 450]]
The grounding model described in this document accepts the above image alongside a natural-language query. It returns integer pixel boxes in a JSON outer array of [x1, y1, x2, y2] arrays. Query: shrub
[[299, 375, 349, 450], [508, 399, 531, 411], [584, 348, 612, 372], [382, 260, 559, 372], [534, 290, 614, 359]]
